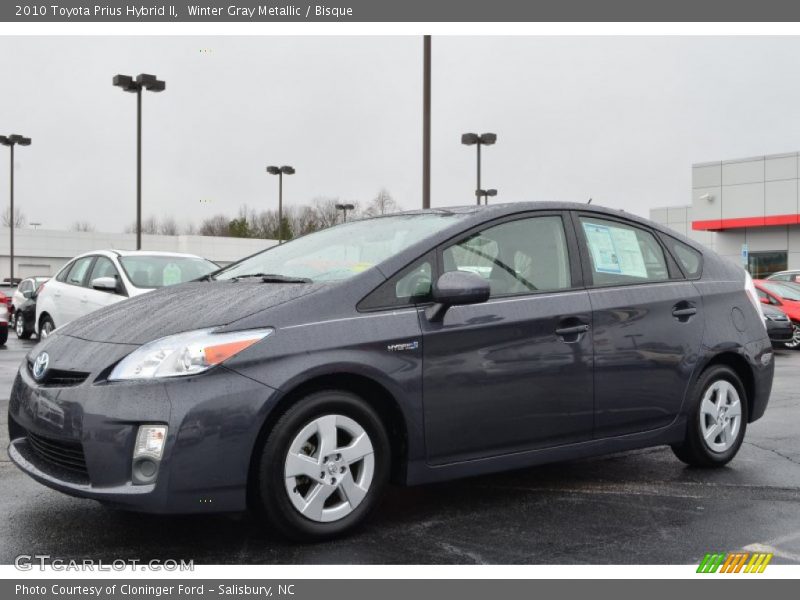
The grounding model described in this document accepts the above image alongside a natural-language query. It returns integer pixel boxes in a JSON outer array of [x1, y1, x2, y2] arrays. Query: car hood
[[56, 281, 322, 344]]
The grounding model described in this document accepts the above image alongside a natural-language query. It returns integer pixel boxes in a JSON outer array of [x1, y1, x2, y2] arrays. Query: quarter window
[[66, 257, 94, 287], [358, 254, 434, 311], [580, 217, 668, 285], [442, 215, 572, 297]]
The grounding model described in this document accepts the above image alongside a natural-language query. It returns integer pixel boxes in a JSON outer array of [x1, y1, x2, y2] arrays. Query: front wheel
[[39, 315, 55, 339], [785, 323, 800, 349], [15, 313, 31, 339], [254, 391, 390, 541], [671, 365, 747, 467]]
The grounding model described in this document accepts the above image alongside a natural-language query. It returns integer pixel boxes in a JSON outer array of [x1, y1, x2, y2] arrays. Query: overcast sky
[[2, 36, 800, 232]]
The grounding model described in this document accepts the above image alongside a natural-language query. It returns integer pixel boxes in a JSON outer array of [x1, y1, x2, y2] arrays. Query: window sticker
[[162, 263, 182, 286], [583, 222, 648, 278]]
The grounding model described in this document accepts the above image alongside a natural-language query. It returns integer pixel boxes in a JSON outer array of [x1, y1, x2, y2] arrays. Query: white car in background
[[35, 250, 219, 338]]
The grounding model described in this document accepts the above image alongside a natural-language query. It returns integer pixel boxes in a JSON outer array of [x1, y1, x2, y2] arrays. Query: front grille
[[27, 360, 89, 387], [27, 431, 88, 475]]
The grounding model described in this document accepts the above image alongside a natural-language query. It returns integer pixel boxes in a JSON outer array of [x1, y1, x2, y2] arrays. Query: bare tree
[[364, 188, 400, 217], [2, 207, 26, 228], [159, 216, 179, 236], [124, 215, 159, 235], [199, 214, 231, 236], [70, 221, 96, 232], [183, 221, 198, 235]]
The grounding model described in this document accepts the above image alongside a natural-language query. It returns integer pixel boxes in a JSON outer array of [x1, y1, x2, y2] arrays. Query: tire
[[671, 365, 748, 467], [254, 390, 390, 541], [0, 325, 7, 346], [786, 323, 800, 349], [39, 315, 55, 339], [15, 313, 31, 339]]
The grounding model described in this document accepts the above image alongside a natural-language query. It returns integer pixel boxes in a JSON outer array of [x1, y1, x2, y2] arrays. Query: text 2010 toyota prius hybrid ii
[[8, 202, 773, 540]]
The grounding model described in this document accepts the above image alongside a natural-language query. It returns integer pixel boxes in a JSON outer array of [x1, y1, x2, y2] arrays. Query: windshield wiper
[[231, 273, 312, 283]]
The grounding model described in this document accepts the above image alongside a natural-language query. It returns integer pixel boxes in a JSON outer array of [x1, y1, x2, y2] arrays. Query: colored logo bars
[[697, 552, 773, 574]]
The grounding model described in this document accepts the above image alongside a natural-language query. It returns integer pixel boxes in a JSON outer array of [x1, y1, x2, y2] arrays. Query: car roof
[[70, 249, 208, 260]]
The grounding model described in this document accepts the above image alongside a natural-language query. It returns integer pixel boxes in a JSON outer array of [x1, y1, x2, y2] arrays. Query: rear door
[[574, 213, 704, 438], [420, 212, 594, 465]]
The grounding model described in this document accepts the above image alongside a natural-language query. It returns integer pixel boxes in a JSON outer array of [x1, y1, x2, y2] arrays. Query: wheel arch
[[246, 371, 410, 508], [694, 351, 755, 421]]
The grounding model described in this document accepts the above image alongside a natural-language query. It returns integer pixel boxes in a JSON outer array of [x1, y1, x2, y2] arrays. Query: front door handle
[[555, 324, 590, 336]]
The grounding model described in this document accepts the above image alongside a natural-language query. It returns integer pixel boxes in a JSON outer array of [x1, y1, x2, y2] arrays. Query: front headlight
[[108, 328, 273, 381]]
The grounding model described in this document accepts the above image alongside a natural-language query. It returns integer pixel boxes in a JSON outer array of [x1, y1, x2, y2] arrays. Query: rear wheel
[[39, 315, 55, 339], [671, 365, 747, 467], [0, 325, 7, 346], [254, 390, 390, 541]]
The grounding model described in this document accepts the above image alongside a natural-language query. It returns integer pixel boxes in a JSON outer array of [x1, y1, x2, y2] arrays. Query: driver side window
[[442, 215, 572, 297]]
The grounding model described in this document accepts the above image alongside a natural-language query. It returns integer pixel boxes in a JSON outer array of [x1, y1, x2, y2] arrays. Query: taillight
[[744, 272, 766, 323]]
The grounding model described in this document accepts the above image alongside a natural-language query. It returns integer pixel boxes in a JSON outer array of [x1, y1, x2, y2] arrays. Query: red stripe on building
[[692, 214, 800, 231]]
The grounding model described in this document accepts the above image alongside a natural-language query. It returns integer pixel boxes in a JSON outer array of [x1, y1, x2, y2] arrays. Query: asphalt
[[1, 336, 800, 565]]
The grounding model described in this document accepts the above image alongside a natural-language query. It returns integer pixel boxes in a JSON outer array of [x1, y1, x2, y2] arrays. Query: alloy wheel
[[786, 324, 800, 349], [41, 321, 53, 338], [699, 380, 742, 453], [283, 414, 375, 523], [15, 316, 25, 337]]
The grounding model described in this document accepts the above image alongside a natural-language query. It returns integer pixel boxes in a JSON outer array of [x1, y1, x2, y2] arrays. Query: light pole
[[0, 134, 32, 284], [112, 73, 166, 250], [266, 165, 295, 244], [461, 132, 497, 205], [476, 188, 497, 205], [335, 203, 355, 223]]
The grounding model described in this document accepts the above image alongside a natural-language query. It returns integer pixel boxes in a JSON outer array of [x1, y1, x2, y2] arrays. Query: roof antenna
[[587, 197, 592, 204]]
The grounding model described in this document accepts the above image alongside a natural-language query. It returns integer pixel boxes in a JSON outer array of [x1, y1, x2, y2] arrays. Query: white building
[[0, 228, 277, 280], [651, 151, 800, 278]]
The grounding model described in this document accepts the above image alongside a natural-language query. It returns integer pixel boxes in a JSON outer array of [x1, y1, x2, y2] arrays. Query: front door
[[421, 213, 594, 465]]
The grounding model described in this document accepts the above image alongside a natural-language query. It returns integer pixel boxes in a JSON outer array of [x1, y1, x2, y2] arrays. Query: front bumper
[[766, 318, 794, 344], [7, 335, 280, 514]]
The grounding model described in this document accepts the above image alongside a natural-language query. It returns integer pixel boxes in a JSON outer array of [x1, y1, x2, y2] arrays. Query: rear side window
[[663, 235, 703, 279], [580, 217, 669, 285]]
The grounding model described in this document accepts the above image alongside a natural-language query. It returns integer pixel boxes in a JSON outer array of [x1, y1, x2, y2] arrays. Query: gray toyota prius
[[8, 202, 773, 540]]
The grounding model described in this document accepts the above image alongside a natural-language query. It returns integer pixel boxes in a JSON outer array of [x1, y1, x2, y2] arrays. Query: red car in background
[[754, 279, 800, 348], [0, 291, 9, 345]]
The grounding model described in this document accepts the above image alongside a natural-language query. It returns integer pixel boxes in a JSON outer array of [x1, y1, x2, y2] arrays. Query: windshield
[[215, 213, 463, 282], [763, 281, 800, 301], [119, 255, 218, 289]]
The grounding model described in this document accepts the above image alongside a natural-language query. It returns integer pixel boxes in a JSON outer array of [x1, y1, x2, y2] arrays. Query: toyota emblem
[[32, 352, 49, 381]]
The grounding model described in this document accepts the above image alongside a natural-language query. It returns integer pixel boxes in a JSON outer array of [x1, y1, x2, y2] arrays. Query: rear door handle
[[555, 324, 590, 336], [672, 301, 697, 320]]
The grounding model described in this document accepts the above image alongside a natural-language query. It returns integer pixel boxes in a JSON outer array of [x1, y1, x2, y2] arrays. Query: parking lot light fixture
[[461, 132, 497, 206], [335, 203, 355, 223], [475, 188, 497, 205], [0, 134, 32, 284], [113, 73, 166, 251], [266, 165, 295, 244]]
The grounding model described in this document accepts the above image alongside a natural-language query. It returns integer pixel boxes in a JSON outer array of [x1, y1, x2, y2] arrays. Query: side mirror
[[425, 271, 490, 322], [91, 276, 119, 293], [22, 289, 33, 299]]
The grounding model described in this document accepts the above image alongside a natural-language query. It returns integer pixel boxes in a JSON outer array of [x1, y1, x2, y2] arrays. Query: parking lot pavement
[[2, 336, 800, 566]]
